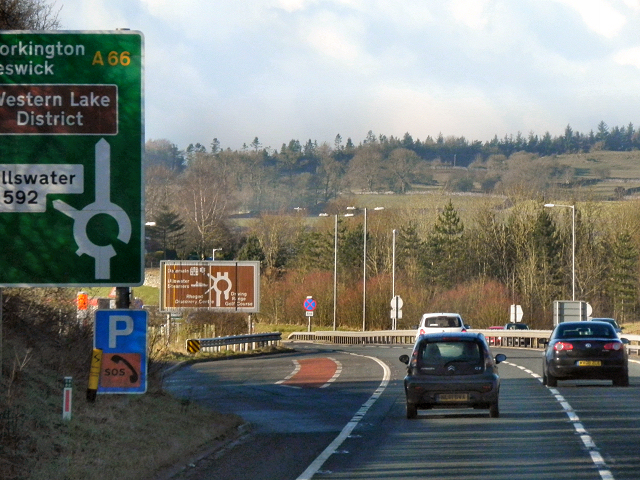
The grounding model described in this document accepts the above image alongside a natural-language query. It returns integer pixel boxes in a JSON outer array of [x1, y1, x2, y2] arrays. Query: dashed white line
[[320, 358, 343, 388], [276, 359, 301, 385], [504, 361, 615, 480]]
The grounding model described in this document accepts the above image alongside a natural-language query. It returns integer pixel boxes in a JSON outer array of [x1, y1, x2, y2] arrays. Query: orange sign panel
[[100, 353, 142, 389], [160, 261, 260, 313]]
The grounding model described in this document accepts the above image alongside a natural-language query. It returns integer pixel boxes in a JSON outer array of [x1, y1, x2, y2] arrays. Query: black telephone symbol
[[111, 355, 139, 383]]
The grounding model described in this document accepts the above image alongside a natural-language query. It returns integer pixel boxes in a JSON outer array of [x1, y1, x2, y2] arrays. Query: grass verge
[[2, 354, 245, 480]]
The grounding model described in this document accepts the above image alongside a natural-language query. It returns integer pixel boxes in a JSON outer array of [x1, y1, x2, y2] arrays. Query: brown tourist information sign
[[160, 260, 260, 313], [0, 84, 118, 135]]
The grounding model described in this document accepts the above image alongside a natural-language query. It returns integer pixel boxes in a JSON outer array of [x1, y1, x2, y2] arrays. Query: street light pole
[[320, 213, 339, 331], [333, 214, 338, 331], [362, 207, 384, 332], [212, 248, 222, 260], [392, 228, 396, 330], [363, 208, 367, 332], [544, 203, 575, 301]]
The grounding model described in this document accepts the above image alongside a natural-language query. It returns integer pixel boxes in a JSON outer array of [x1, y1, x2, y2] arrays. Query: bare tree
[[0, 0, 61, 29], [346, 144, 385, 192], [176, 152, 237, 258]]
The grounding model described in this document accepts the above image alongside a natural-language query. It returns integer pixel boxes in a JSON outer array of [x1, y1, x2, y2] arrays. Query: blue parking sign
[[94, 310, 148, 394]]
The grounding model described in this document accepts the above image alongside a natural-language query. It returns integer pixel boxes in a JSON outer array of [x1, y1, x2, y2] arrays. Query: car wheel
[[613, 371, 629, 387], [489, 401, 499, 418], [546, 372, 558, 387], [406, 402, 417, 419]]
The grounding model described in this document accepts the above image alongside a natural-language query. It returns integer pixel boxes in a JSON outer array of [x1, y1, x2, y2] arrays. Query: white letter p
[[109, 315, 133, 349]]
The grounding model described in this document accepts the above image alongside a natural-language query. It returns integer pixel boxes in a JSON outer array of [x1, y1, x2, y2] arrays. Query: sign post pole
[[304, 296, 316, 332]]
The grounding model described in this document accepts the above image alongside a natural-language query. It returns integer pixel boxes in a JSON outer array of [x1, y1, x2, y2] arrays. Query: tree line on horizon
[[157, 119, 639, 171], [146, 119, 639, 221]]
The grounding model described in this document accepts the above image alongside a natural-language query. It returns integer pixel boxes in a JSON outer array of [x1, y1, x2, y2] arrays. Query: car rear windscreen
[[417, 340, 484, 375], [426, 316, 461, 328]]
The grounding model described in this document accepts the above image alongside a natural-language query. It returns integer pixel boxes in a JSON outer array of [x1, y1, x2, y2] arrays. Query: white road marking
[[296, 354, 391, 480], [320, 358, 343, 388], [504, 361, 615, 480], [276, 359, 301, 384]]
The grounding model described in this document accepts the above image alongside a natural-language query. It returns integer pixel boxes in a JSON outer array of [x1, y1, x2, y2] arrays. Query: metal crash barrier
[[187, 332, 282, 353], [287, 329, 640, 355]]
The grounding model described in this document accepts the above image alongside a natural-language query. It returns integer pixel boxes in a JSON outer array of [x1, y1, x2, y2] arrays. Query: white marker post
[[62, 376, 72, 421]]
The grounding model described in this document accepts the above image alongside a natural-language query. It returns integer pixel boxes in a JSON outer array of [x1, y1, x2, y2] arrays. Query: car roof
[[557, 321, 611, 327], [417, 332, 484, 341], [553, 321, 617, 337], [421, 312, 461, 317]]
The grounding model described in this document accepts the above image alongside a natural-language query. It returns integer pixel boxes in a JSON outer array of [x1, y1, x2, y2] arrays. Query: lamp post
[[324, 207, 384, 332], [212, 248, 222, 260], [144, 222, 156, 268], [319, 213, 338, 330], [362, 207, 384, 331], [544, 203, 575, 301], [392, 228, 396, 330]]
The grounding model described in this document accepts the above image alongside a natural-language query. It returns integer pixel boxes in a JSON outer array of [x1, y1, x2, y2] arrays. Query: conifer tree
[[425, 200, 465, 288], [147, 205, 185, 259], [608, 230, 638, 322]]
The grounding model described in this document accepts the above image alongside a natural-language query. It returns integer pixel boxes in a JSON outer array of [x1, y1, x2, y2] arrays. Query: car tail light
[[461, 327, 467, 332], [554, 342, 574, 351], [410, 350, 418, 367], [603, 342, 622, 351]]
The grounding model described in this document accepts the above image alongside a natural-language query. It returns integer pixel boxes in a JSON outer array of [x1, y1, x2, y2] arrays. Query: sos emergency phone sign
[[94, 309, 147, 394]]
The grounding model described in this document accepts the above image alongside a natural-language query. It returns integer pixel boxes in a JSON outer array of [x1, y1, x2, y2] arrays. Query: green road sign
[[0, 30, 144, 286]]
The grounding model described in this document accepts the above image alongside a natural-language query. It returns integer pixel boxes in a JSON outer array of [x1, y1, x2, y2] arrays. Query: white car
[[416, 313, 467, 339]]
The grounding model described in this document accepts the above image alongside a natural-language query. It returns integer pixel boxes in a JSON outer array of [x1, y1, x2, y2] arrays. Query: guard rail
[[287, 329, 640, 355], [193, 332, 282, 353]]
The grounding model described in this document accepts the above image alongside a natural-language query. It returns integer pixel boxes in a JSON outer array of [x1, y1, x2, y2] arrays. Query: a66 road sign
[[0, 30, 144, 286]]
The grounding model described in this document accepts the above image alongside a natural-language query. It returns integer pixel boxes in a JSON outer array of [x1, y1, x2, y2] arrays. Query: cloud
[[58, 0, 640, 150], [555, 0, 627, 38], [614, 46, 640, 68]]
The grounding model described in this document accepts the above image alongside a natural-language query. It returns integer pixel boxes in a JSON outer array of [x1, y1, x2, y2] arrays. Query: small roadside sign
[[94, 309, 147, 394], [390, 295, 403, 318], [186, 339, 201, 354], [160, 260, 260, 312], [510, 304, 523, 322], [304, 296, 317, 311]]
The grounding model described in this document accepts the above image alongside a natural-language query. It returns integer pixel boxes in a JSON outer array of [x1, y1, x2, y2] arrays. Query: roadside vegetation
[[0, 288, 249, 479], [145, 143, 640, 330]]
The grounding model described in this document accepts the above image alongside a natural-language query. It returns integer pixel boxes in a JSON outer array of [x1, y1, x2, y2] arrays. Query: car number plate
[[437, 393, 469, 402], [577, 360, 602, 366]]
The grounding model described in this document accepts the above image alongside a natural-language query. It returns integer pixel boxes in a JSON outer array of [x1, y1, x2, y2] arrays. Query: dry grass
[[0, 348, 244, 480], [25, 391, 242, 480], [0, 289, 247, 480]]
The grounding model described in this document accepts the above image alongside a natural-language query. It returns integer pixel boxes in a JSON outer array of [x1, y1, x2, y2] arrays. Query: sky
[[59, 0, 640, 152]]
